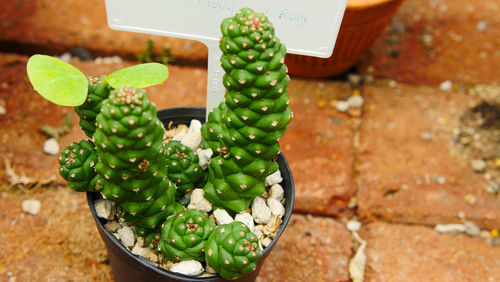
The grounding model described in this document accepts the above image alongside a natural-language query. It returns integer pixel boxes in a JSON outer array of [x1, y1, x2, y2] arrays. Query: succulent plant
[[205, 221, 262, 280], [164, 140, 207, 197], [202, 7, 292, 212], [58, 139, 99, 192], [74, 76, 111, 137], [93, 87, 177, 231], [159, 209, 216, 262]]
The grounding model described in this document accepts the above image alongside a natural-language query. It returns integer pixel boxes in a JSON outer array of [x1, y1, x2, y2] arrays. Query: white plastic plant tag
[[104, 0, 347, 115]]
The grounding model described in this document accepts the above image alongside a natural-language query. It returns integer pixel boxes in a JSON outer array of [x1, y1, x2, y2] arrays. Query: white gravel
[[346, 220, 362, 232], [170, 260, 204, 276], [196, 148, 213, 170], [235, 212, 255, 232], [267, 198, 285, 218], [347, 95, 364, 108], [117, 225, 136, 249], [187, 189, 212, 212], [251, 197, 271, 224], [336, 101, 350, 112], [21, 199, 41, 215], [439, 80, 453, 91], [43, 138, 59, 155], [94, 199, 117, 220], [268, 184, 284, 201], [213, 209, 234, 225], [265, 170, 282, 187]]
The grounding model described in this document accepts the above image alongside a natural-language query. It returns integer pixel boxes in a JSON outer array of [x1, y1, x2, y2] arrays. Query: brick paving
[[1, 0, 500, 281]]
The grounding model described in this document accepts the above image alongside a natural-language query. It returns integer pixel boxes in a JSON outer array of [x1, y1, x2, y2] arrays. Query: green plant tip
[[26, 54, 88, 106], [104, 63, 169, 89]]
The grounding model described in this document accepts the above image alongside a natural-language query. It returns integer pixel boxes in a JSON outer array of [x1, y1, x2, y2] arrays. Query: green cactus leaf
[[26, 54, 88, 106], [104, 63, 168, 89]]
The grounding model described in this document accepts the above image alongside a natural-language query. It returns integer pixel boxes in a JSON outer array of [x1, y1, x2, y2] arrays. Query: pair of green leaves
[[26, 55, 169, 106]]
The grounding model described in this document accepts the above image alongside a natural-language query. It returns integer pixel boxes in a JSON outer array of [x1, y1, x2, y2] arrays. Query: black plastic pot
[[87, 107, 295, 282]]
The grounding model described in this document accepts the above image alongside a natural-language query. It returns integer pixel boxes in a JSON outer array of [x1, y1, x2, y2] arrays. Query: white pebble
[[265, 170, 282, 187], [269, 184, 284, 201], [179, 120, 203, 150], [346, 220, 361, 232], [196, 148, 213, 170], [131, 242, 150, 257], [21, 199, 41, 215], [94, 199, 117, 220], [439, 80, 453, 91], [251, 197, 272, 224], [471, 159, 486, 173], [477, 21, 487, 31], [172, 128, 188, 142], [187, 189, 212, 212], [213, 209, 234, 225], [347, 74, 362, 85], [253, 225, 264, 239], [43, 138, 59, 155], [235, 212, 255, 231], [347, 95, 364, 108], [261, 237, 272, 248], [205, 264, 217, 274], [59, 52, 72, 62], [171, 260, 204, 276], [464, 221, 481, 237], [0, 105, 6, 115], [267, 198, 285, 218], [336, 101, 350, 112], [117, 225, 136, 249], [435, 223, 466, 234]]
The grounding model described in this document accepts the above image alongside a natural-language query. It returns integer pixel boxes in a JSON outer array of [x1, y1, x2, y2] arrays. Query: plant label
[[104, 0, 347, 115]]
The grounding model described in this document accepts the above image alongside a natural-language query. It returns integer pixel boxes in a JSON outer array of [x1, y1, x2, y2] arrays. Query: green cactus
[[164, 140, 207, 197], [159, 209, 216, 262], [74, 76, 111, 137], [93, 87, 177, 231], [205, 221, 262, 280], [58, 139, 99, 192], [202, 8, 292, 212]]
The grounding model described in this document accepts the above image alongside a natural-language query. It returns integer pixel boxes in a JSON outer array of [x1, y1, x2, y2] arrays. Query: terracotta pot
[[286, 0, 404, 78], [87, 107, 295, 282]]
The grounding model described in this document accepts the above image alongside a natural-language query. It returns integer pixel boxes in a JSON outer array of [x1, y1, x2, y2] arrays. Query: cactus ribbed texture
[[59, 140, 99, 192], [164, 140, 207, 197], [205, 222, 262, 280], [93, 87, 177, 232], [202, 8, 292, 212], [159, 209, 216, 262], [74, 76, 111, 137]]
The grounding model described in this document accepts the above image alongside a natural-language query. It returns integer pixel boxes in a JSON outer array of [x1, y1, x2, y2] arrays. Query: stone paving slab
[[0, 189, 111, 281], [356, 84, 500, 229], [359, 222, 500, 281], [0, 0, 207, 63], [0, 53, 356, 217], [258, 214, 352, 282], [361, 0, 500, 85]]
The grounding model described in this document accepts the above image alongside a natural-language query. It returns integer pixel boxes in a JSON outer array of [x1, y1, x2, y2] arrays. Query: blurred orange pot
[[286, 0, 404, 78]]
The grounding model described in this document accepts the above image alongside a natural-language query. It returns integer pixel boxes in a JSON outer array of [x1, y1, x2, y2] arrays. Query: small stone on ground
[[21, 199, 41, 215]]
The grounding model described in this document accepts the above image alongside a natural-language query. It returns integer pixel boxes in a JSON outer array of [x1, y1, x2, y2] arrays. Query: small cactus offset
[[93, 87, 177, 231], [74, 76, 111, 137], [202, 7, 292, 212], [164, 140, 207, 197], [159, 209, 216, 262], [205, 222, 262, 280], [58, 139, 99, 192]]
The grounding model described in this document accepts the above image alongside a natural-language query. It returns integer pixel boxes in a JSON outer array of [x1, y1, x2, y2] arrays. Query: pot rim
[[87, 106, 295, 281]]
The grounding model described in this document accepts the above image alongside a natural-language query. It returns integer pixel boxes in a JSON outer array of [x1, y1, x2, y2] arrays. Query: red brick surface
[[360, 222, 500, 281], [361, 0, 500, 84], [282, 80, 356, 218], [357, 84, 500, 229], [0, 0, 207, 62], [258, 214, 352, 281], [0, 189, 111, 281]]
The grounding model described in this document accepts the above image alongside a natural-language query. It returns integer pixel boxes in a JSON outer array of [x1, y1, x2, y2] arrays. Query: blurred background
[[0, 0, 499, 281]]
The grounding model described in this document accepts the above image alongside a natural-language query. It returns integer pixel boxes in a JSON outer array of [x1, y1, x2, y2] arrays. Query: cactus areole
[[27, 7, 293, 281]]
